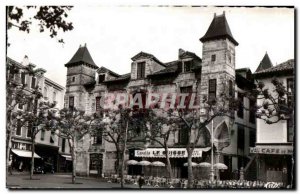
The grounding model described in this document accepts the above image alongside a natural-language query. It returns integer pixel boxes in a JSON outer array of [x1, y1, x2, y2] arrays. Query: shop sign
[[250, 147, 293, 155], [135, 147, 210, 158]]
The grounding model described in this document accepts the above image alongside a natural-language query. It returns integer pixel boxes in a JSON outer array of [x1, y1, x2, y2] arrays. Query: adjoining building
[[251, 54, 294, 186], [7, 56, 66, 172], [63, 12, 257, 179]]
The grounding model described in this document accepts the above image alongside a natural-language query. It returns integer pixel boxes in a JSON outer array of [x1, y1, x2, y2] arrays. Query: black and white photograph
[[5, 5, 295, 190]]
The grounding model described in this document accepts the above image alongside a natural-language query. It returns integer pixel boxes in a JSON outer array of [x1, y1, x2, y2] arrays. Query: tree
[[101, 107, 145, 188], [54, 108, 99, 184], [168, 82, 237, 188], [252, 78, 295, 187], [142, 109, 176, 181], [6, 6, 74, 45], [6, 58, 46, 176], [23, 101, 56, 180]]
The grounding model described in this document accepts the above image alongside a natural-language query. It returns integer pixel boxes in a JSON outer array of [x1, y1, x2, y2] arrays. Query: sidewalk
[[6, 173, 158, 189]]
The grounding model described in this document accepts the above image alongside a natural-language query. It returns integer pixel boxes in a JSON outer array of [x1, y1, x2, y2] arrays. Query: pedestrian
[[8, 159, 12, 175], [19, 161, 23, 172], [138, 174, 145, 189]]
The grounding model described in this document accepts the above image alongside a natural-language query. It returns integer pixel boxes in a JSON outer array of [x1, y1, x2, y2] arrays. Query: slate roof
[[255, 53, 273, 73], [131, 51, 166, 67], [65, 45, 98, 69], [97, 66, 119, 77], [104, 73, 131, 83], [149, 60, 180, 76], [200, 12, 238, 46], [254, 59, 294, 76]]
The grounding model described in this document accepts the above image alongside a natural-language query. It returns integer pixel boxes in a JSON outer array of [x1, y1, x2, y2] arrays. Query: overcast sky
[[7, 6, 294, 87]]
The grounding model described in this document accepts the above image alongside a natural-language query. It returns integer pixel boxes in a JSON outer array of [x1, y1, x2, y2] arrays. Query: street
[[6, 173, 157, 189]]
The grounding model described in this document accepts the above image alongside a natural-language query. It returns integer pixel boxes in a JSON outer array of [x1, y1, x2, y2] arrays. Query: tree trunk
[[30, 137, 35, 180], [116, 147, 120, 175], [69, 138, 76, 184], [120, 121, 128, 188], [6, 125, 12, 175], [187, 148, 194, 188], [164, 142, 173, 179]]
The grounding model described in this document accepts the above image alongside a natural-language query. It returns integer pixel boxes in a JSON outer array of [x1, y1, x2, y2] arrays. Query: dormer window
[[137, 62, 145, 79], [211, 54, 216, 62], [98, 74, 105, 83], [183, 61, 192, 72]]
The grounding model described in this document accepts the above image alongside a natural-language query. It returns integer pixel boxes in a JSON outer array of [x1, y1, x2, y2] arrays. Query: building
[[63, 11, 257, 179], [251, 54, 294, 186], [7, 56, 66, 172]]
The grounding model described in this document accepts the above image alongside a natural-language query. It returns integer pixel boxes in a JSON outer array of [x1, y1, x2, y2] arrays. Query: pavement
[[6, 172, 161, 189]]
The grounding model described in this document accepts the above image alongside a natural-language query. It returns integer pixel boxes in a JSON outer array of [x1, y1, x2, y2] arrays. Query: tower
[[199, 11, 238, 149], [64, 44, 98, 110]]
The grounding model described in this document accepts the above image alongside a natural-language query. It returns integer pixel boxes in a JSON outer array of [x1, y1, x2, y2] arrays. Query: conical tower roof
[[255, 52, 273, 73], [65, 44, 98, 69], [200, 12, 238, 46]]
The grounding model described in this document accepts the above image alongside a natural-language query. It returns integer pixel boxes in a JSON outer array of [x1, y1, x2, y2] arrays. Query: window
[[249, 100, 256, 123], [21, 72, 26, 85], [237, 92, 244, 118], [69, 96, 74, 108], [98, 74, 105, 83], [211, 54, 216, 62], [25, 144, 32, 151], [249, 130, 256, 147], [44, 87, 48, 98], [72, 76, 75, 82], [178, 124, 189, 145], [137, 62, 145, 79], [228, 80, 233, 97], [180, 86, 193, 107], [93, 132, 103, 145], [208, 79, 217, 101], [41, 130, 45, 140], [61, 138, 66, 152], [16, 122, 22, 136], [237, 125, 245, 150], [50, 131, 55, 143], [183, 61, 192, 72], [53, 92, 56, 102], [96, 96, 101, 112], [228, 54, 231, 63], [287, 78, 294, 142], [31, 77, 36, 89], [27, 127, 32, 138]]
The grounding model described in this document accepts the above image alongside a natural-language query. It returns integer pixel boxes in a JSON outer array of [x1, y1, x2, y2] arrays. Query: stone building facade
[[63, 12, 256, 179], [7, 56, 65, 172]]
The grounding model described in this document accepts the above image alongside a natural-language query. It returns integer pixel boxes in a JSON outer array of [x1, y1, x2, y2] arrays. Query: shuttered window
[[208, 79, 217, 101], [137, 62, 145, 79]]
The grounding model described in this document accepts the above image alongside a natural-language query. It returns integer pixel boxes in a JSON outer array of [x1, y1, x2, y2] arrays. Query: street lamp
[[209, 109, 215, 181]]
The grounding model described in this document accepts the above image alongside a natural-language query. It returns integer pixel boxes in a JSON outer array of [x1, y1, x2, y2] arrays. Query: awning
[[135, 147, 211, 158], [11, 149, 41, 158], [61, 154, 72, 161], [250, 145, 293, 155]]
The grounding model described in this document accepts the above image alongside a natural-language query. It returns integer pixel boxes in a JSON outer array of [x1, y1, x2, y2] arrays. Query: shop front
[[133, 147, 210, 178], [10, 148, 41, 171], [250, 145, 293, 186]]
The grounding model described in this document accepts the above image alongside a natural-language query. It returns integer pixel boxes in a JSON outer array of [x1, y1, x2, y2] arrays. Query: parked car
[[33, 163, 54, 174]]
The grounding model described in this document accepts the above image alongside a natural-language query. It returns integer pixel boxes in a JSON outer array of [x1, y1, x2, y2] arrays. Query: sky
[[7, 6, 294, 87]]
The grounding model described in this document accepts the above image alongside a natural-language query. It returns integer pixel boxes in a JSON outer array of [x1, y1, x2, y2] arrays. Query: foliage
[[7, 6, 74, 44]]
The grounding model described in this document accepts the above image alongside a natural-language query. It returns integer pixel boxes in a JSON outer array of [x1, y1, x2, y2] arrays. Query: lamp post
[[209, 109, 215, 181]]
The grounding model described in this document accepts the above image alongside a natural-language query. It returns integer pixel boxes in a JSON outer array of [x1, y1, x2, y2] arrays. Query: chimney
[[223, 11, 225, 16], [21, 55, 30, 66], [214, 13, 216, 18], [178, 48, 185, 58], [84, 43, 87, 47], [79, 44, 82, 48]]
